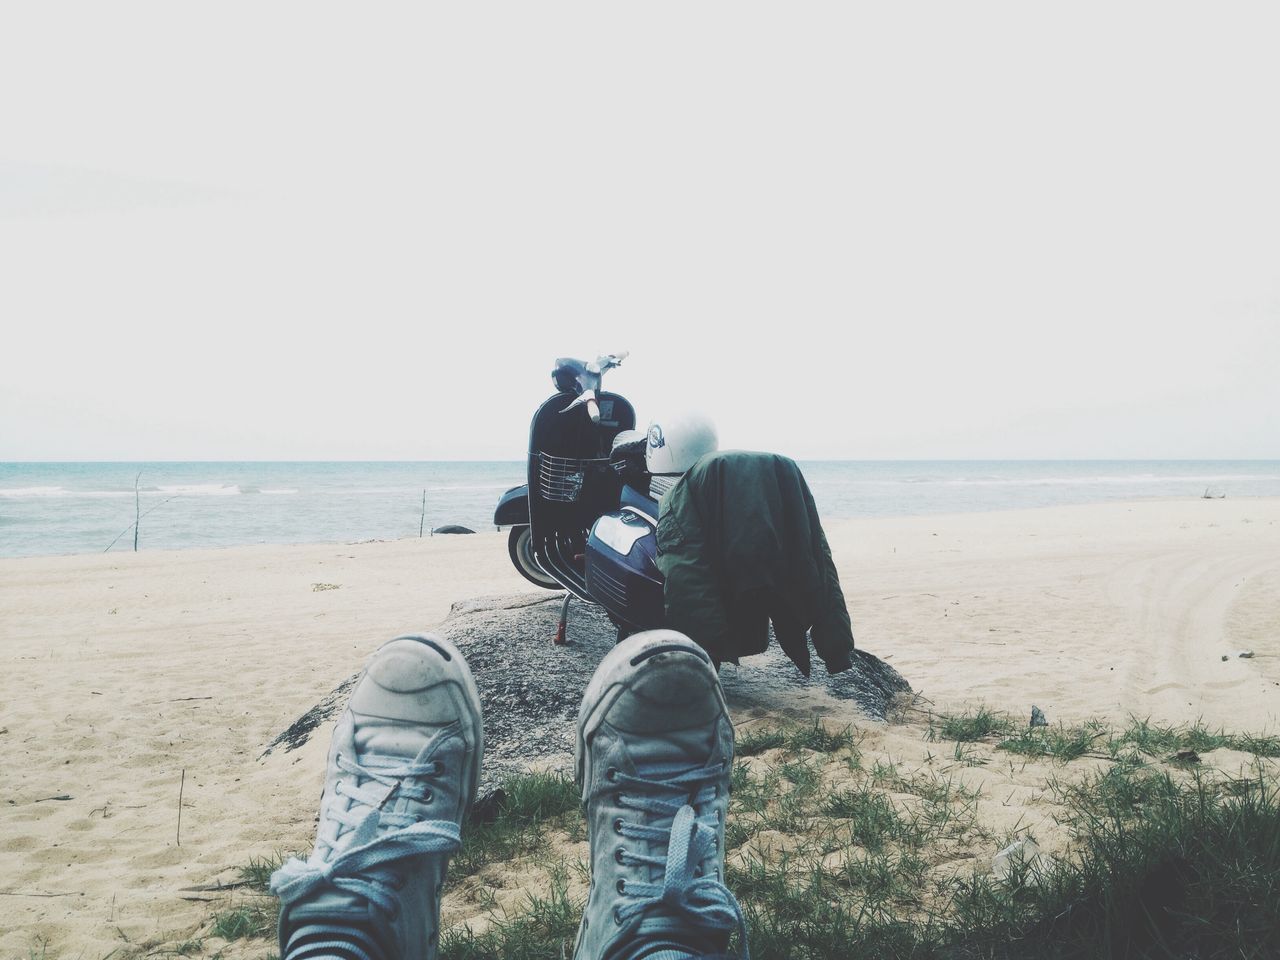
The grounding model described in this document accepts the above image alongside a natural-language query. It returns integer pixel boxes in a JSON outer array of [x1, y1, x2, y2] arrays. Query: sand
[[2, 497, 1278, 957]]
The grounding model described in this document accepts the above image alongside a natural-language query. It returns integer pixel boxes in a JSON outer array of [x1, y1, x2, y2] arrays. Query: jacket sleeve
[[656, 488, 732, 663], [803, 481, 855, 674]]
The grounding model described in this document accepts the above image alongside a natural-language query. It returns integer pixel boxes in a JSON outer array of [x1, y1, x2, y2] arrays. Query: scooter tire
[[508, 525, 560, 590]]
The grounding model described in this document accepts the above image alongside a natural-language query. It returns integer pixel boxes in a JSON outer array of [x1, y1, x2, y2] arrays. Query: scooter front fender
[[494, 484, 531, 527]]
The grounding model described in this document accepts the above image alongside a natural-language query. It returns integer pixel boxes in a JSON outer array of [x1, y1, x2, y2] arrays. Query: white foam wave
[[0, 485, 71, 498], [260, 488, 299, 495], [0, 486, 132, 499], [935, 474, 1279, 487], [155, 484, 242, 496]]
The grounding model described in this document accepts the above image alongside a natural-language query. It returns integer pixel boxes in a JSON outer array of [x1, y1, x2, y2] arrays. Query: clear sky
[[2, 2, 1277, 461]]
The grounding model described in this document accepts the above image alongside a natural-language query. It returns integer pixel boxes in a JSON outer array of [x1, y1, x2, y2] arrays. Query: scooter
[[493, 353, 667, 642]]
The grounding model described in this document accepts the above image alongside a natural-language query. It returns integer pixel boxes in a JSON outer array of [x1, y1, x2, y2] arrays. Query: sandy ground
[[2, 497, 1278, 958]]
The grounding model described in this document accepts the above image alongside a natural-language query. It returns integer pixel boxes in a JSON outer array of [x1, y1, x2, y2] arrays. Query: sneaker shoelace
[[610, 764, 749, 960], [270, 728, 462, 916]]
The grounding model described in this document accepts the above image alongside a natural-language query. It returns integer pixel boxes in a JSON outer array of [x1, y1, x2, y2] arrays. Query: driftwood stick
[[0, 890, 81, 897], [134, 472, 141, 552], [104, 496, 175, 553], [176, 769, 185, 847]]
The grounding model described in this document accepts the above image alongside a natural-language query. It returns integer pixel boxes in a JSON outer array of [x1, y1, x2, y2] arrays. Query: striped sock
[[282, 922, 388, 960]]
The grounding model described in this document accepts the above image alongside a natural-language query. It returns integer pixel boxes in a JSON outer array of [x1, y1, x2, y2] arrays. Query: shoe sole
[[374, 632, 485, 808], [574, 629, 721, 791]]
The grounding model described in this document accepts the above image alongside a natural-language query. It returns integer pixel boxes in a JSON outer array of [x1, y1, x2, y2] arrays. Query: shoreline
[[3, 491, 1278, 563]]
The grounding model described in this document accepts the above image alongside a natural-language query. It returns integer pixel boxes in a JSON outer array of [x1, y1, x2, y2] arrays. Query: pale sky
[[2, 2, 1277, 461]]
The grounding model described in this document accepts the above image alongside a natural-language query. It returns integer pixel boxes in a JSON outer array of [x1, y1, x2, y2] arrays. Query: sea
[[1, 460, 1278, 559]]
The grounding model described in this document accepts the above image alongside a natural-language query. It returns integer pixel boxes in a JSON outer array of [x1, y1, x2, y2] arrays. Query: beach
[[3, 496, 1279, 957]]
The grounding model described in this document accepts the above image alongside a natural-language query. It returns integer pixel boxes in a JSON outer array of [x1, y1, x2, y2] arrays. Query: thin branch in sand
[[0, 890, 82, 897], [133, 471, 141, 552], [104, 496, 175, 553], [176, 769, 185, 847]]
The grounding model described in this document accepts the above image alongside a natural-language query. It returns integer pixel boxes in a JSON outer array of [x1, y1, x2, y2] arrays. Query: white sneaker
[[573, 630, 746, 960], [270, 634, 483, 960]]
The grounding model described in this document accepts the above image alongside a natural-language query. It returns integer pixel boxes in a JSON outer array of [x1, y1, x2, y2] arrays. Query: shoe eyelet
[[613, 817, 624, 834], [422, 790, 433, 803], [712, 836, 719, 850], [715, 867, 721, 879], [713, 785, 720, 797], [613, 906, 623, 926], [614, 846, 626, 865], [606, 767, 618, 783], [616, 879, 626, 894], [694, 866, 703, 877]]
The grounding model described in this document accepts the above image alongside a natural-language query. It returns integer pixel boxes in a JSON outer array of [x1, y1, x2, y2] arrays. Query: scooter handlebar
[[559, 388, 602, 422]]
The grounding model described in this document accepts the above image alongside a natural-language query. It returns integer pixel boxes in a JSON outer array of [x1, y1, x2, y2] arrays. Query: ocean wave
[[0, 486, 71, 498], [155, 484, 242, 496], [810, 474, 1280, 488], [0, 486, 133, 499], [260, 488, 299, 495], [935, 474, 1280, 487]]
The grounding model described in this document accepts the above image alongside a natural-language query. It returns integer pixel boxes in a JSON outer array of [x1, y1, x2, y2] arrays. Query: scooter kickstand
[[554, 593, 571, 645]]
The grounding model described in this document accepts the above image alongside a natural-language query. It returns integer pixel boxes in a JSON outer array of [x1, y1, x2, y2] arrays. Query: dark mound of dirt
[[264, 593, 910, 796]]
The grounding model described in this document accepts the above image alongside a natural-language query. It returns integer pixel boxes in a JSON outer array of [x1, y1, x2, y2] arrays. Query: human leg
[[573, 630, 747, 960], [269, 635, 483, 960]]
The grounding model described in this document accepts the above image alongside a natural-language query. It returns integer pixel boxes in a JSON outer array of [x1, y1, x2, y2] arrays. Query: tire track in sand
[[1107, 547, 1280, 730]]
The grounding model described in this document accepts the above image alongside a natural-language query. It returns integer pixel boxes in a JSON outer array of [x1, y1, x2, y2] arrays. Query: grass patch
[[439, 718, 1280, 959], [822, 786, 908, 851], [439, 875, 580, 960], [210, 901, 276, 941], [237, 851, 296, 892], [929, 706, 1013, 743], [998, 721, 1107, 763], [1112, 716, 1280, 759], [737, 719, 857, 757], [736, 726, 788, 756], [450, 772, 579, 880]]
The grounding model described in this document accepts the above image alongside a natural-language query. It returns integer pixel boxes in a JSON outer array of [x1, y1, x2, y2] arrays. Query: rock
[[1174, 749, 1200, 764], [1030, 705, 1048, 727], [1222, 654, 1230, 662], [1237, 650, 1255, 659], [264, 593, 911, 798], [432, 525, 476, 535]]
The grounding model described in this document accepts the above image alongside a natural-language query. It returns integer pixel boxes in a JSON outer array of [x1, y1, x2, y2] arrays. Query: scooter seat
[[620, 484, 659, 524]]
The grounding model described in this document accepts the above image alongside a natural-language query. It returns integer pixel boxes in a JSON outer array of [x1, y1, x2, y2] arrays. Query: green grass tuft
[[211, 901, 276, 941], [929, 706, 1013, 743], [736, 726, 788, 756], [450, 772, 579, 880]]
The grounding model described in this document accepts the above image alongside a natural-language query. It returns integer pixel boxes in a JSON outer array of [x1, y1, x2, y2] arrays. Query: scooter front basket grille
[[538, 453, 610, 503]]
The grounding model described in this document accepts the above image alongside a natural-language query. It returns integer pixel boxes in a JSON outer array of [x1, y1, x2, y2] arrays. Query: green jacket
[[656, 451, 855, 676]]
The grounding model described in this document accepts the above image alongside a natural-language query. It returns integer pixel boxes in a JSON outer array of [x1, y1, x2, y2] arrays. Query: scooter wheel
[[508, 525, 560, 590]]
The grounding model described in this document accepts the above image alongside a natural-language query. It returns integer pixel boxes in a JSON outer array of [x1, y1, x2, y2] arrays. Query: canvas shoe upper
[[270, 634, 483, 960], [573, 630, 746, 960]]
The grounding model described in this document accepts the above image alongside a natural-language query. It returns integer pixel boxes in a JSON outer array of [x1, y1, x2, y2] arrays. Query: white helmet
[[645, 412, 718, 475]]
